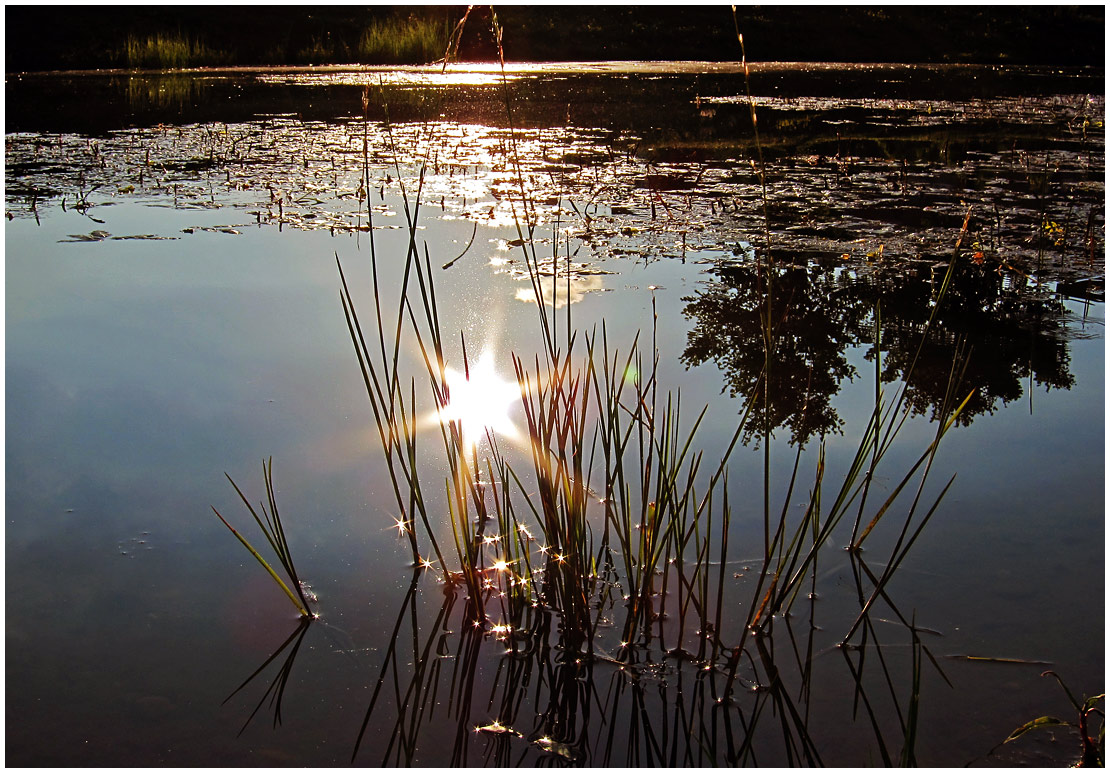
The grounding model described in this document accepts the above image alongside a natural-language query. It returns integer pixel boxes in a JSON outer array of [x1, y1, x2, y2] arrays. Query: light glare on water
[[435, 349, 523, 448]]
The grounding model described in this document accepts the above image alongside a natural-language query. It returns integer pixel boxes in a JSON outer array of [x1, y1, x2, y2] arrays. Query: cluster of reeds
[[214, 16, 980, 764], [123, 32, 227, 69], [342, 184, 970, 627], [331, 22, 979, 760], [291, 13, 455, 65], [357, 14, 452, 65], [327, 163, 978, 762]]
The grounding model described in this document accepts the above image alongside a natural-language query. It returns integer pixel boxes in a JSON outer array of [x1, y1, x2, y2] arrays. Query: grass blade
[[212, 506, 309, 617]]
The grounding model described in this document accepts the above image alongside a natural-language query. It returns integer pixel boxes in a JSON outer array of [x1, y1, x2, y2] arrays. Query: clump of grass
[[123, 32, 227, 69], [212, 458, 313, 618], [337, 15, 975, 666], [340, 157, 970, 663], [357, 14, 451, 65]]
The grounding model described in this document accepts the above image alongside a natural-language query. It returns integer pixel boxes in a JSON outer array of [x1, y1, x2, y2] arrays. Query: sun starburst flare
[[436, 350, 523, 448]]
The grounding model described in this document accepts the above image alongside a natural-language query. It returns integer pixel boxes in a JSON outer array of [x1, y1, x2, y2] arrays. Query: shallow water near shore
[[5, 62, 1104, 766]]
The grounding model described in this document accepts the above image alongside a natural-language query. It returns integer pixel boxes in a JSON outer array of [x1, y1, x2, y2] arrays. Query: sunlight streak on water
[[513, 273, 606, 308]]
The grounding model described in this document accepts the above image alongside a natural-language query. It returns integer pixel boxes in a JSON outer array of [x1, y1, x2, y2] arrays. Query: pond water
[[5, 62, 1104, 766]]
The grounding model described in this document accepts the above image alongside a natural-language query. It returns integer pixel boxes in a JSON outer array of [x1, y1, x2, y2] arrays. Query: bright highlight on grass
[[437, 350, 522, 447]]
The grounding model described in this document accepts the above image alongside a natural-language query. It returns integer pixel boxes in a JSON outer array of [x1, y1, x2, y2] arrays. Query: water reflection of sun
[[436, 350, 522, 448]]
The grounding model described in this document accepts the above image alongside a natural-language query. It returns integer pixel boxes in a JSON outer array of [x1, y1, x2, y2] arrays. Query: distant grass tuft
[[124, 33, 227, 69], [357, 15, 449, 64]]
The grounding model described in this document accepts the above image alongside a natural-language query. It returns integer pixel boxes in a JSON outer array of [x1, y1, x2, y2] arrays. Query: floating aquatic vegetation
[[58, 230, 111, 242], [6, 79, 1101, 286]]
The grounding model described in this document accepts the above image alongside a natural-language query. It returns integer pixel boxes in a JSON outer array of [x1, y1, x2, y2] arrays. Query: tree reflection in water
[[682, 255, 1078, 446]]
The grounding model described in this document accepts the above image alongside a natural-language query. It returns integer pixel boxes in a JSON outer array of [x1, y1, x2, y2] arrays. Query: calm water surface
[[5, 62, 1104, 766]]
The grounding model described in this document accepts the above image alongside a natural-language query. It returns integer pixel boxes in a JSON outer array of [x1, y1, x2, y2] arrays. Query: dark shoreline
[[6, 5, 1104, 73]]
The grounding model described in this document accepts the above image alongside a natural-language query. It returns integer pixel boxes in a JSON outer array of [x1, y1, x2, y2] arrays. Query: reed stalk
[[212, 458, 311, 618]]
